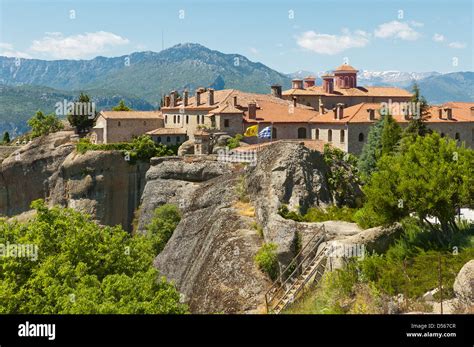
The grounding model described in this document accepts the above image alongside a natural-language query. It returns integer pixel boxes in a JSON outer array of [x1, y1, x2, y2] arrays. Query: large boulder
[[453, 260, 474, 303], [339, 223, 403, 254], [0, 131, 75, 216], [177, 140, 194, 156], [50, 150, 149, 231]]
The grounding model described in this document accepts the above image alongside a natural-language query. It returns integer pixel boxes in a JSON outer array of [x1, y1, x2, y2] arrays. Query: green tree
[[112, 99, 131, 111], [403, 83, 432, 142], [254, 243, 279, 281], [360, 133, 474, 233], [380, 113, 402, 156], [2, 131, 10, 144], [146, 204, 181, 254], [227, 134, 243, 149], [0, 200, 187, 314], [27, 110, 64, 138], [358, 113, 385, 179], [67, 93, 96, 133]]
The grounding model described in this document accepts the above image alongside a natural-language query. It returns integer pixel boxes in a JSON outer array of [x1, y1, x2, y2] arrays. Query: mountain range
[[0, 42, 472, 136]]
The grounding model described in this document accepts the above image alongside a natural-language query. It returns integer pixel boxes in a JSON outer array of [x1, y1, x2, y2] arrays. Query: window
[[186, 115, 189, 124], [455, 132, 460, 140], [143, 121, 146, 125], [441, 133, 445, 138], [224, 119, 230, 128], [118, 121, 121, 127], [173, 115, 176, 124], [340, 129, 345, 143], [157, 136, 161, 143], [315, 128, 320, 140], [358, 133, 364, 142], [165, 115, 168, 123], [177, 136, 181, 143], [297, 127, 307, 139], [272, 127, 277, 139], [177, 115, 180, 123], [328, 129, 332, 142], [201, 115, 205, 124], [166, 136, 171, 142]]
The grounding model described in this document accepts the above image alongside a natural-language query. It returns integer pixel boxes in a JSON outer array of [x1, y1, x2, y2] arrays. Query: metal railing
[[264, 225, 326, 313]]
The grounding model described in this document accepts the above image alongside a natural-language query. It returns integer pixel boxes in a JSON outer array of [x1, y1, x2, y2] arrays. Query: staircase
[[265, 228, 327, 314]]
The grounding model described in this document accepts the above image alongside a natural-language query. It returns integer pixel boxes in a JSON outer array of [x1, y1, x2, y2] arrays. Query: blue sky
[[0, 0, 472, 73]]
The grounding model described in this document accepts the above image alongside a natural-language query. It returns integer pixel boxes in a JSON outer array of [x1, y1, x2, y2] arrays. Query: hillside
[[0, 84, 154, 136], [0, 43, 291, 103], [417, 72, 474, 104]]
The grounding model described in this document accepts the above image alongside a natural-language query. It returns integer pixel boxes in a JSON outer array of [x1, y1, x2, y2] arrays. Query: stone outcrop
[[50, 150, 149, 231], [0, 131, 75, 216], [453, 260, 474, 303]]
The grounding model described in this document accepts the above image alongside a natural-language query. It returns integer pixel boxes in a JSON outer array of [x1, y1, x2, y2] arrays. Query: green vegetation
[[2, 131, 10, 144], [402, 82, 432, 143], [146, 204, 181, 254], [278, 204, 357, 223], [227, 134, 243, 149], [322, 145, 361, 207], [112, 99, 132, 111], [251, 222, 264, 238], [67, 93, 96, 132], [0, 200, 187, 314], [77, 135, 177, 163], [358, 133, 473, 231], [27, 110, 64, 138], [255, 243, 279, 281], [286, 220, 474, 314], [235, 175, 249, 203]]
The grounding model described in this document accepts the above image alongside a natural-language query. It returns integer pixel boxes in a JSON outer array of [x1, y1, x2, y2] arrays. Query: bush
[[278, 204, 303, 222], [303, 206, 357, 223], [146, 204, 181, 254], [27, 110, 64, 138], [0, 200, 187, 314], [227, 134, 243, 149], [255, 243, 279, 281], [353, 205, 389, 229], [76, 135, 176, 163]]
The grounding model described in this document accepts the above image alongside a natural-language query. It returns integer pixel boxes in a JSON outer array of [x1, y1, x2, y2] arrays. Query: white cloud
[[432, 33, 445, 42], [30, 31, 129, 59], [374, 21, 421, 40], [0, 42, 31, 58], [296, 30, 370, 55], [410, 20, 424, 27], [249, 47, 259, 55], [448, 41, 466, 49]]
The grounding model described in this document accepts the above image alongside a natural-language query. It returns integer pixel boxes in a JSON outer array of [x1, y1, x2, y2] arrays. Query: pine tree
[[67, 93, 96, 133], [112, 99, 131, 111], [403, 83, 432, 140], [380, 113, 402, 156], [2, 131, 10, 144]]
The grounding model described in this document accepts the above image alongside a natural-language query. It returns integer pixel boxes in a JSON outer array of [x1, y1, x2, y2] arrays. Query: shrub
[[255, 243, 279, 281], [303, 206, 357, 223], [27, 110, 64, 138], [146, 204, 181, 254], [278, 204, 303, 222], [227, 134, 243, 149]]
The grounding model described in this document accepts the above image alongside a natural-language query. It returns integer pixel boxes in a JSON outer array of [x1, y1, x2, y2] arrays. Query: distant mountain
[[357, 70, 440, 87], [416, 72, 474, 104], [0, 43, 291, 104], [0, 85, 154, 136]]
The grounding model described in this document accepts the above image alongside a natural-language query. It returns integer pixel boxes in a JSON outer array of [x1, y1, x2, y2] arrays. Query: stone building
[[91, 111, 163, 144], [280, 64, 412, 111], [310, 102, 474, 154]]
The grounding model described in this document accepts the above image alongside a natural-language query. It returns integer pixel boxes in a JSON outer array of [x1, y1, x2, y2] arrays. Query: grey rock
[[453, 260, 474, 303]]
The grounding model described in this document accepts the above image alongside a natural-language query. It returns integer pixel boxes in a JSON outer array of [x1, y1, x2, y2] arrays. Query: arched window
[[177, 136, 181, 143], [118, 121, 121, 127], [272, 127, 277, 139], [165, 115, 168, 123], [315, 128, 320, 140], [455, 132, 460, 140], [186, 115, 189, 124], [177, 115, 180, 123], [297, 127, 307, 139], [340, 129, 345, 143], [166, 136, 171, 142], [344, 76, 349, 87], [351, 76, 355, 88], [441, 133, 445, 138], [157, 136, 161, 143], [173, 115, 176, 123], [328, 129, 332, 142], [358, 133, 364, 142]]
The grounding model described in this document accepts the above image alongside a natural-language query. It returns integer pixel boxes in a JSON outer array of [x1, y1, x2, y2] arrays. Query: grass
[[233, 201, 255, 217], [278, 204, 358, 223], [284, 220, 474, 314]]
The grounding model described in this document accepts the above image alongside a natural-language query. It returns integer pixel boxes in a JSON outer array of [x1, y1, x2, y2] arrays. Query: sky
[[0, 0, 472, 73]]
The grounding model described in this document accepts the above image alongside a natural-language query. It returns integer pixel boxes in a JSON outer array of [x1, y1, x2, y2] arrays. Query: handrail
[[265, 225, 326, 313]]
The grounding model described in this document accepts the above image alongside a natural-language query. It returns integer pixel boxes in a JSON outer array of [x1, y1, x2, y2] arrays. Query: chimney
[[303, 77, 316, 88], [164, 95, 170, 107], [322, 75, 334, 94], [438, 108, 443, 119], [170, 90, 177, 107], [292, 96, 297, 108], [183, 90, 189, 107], [208, 88, 214, 105], [248, 102, 257, 119], [444, 107, 453, 120], [336, 103, 344, 120], [233, 95, 238, 106], [271, 85, 282, 98], [367, 108, 376, 121], [196, 89, 201, 106], [292, 79, 303, 89]]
